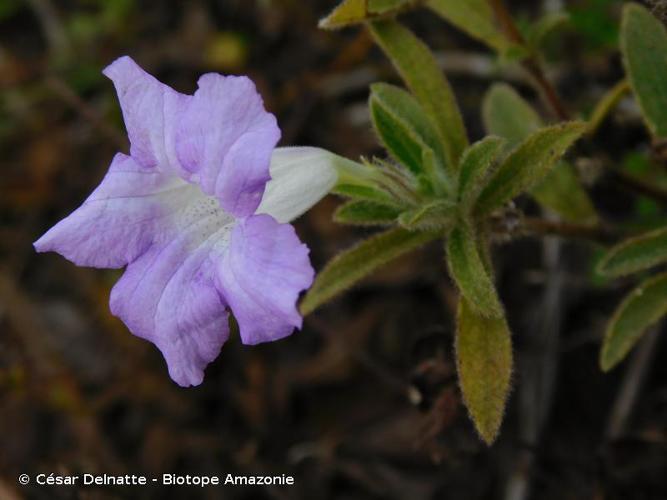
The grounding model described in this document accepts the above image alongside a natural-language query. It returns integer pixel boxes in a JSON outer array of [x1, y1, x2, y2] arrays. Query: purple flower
[[34, 56, 339, 386]]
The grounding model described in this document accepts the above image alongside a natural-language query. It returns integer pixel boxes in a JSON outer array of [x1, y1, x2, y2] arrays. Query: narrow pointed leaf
[[370, 83, 447, 175], [427, 0, 517, 55], [301, 228, 439, 314], [458, 136, 506, 210], [482, 84, 596, 223], [621, 4, 667, 137], [334, 200, 403, 226], [369, 19, 468, 169], [398, 200, 457, 230], [456, 297, 513, 444], [600, 272, 667, 371], [475, 121, 587, 216], [597, 226, 667, 277], [482, 84, 542, 148], [587, 80, 630, 135], [333, 184, 398, 205], [446, 223, 503, 318]]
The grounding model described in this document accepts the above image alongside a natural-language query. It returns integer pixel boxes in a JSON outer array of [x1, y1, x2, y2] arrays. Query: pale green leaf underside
[[301, 227, 439, 314], [597, 226, 667, 277], [369, 19, 468, 170], [446, 223, 504, 318], [456, 297, 513, 444], [601, 272, 667, 371], [621, 4, 667, 138]]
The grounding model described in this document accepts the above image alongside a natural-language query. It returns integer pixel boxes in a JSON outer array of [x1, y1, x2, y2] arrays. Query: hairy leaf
[[482, 84, 596, 223], [301, 228, 439, 314], [370, 83, 447, 179], [398, 200, 457, 230], [456, 297, 513, 444], [458, 136, 506, 210], [621, 4, 667, 137], [334, 200, 403, 226], [370, 19, 468, 169], [333, 184, 398, 205], [597, 226, 667, 277], [427, 0, 516, 55], [475, 121, 587, 216], [446, 223, 503, 318], [600, 272, 667, 371]]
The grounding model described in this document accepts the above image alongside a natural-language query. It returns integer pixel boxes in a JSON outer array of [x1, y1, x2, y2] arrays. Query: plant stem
[[489, 0, 571, 121]]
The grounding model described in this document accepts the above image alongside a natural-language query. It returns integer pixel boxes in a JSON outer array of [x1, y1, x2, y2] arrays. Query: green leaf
[[600, 272, 667, 371], [458, 136, 506, 210], [597, 226, 667, 277], [587, 80, 630, 135], [456, 297, 513, 444], [398, 200, 457, 230], [333, 184, 398, 205], [526, 12, 570, 49], [482, 83, 543, 150], [475, 121, 587, 216], [482, 84, 596, 223], [334, 200, 403, 226], [621, 4, 667, 138], [369, 83, 446, 177], [426, 0, 517, 55], [319, 0, 413, 30], [446, 223, 503, 318], [531, 165, 598, 225], [369, 19, 468, 170], [301, 227, 439, 314]]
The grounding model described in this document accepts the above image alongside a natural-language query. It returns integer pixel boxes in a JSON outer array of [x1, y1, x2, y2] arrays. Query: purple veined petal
[[176, 73, 280, 217], [258, 147, 341, 223], [216, 214, 314, 345], [33, 153, 195, 268], [110, 199, 238, 387], [103, 56, 190, 177]]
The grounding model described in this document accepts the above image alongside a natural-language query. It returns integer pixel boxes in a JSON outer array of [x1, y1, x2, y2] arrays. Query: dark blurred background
[[0, 0, 665, 499]]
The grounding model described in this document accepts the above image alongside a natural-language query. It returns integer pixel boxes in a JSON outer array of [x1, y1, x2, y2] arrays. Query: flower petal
[[34, 153, 193, 268], [103, 56, 189, 176], [258, 147, 339, 223], [109, 207, 236, 387], [176, 74, 280, 217], [217, 214, 314, 345]]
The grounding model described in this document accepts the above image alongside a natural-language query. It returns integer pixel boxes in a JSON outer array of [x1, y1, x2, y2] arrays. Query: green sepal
[[334, 200, 403, 226]]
